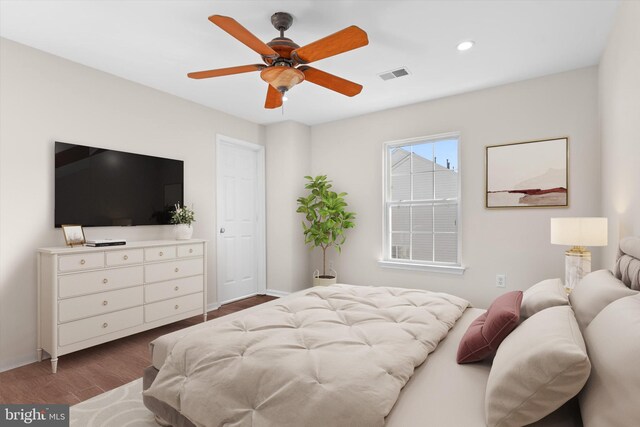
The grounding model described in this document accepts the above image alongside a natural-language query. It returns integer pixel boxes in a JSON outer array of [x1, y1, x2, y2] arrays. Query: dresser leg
[[203, 313, 208, 322], [37, 348, 43, 362], [51, 358, 58, 374]]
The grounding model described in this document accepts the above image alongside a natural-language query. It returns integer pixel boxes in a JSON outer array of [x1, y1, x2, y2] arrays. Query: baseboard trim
[[0, 354, 38, 373], [265, 289, 290, 298]]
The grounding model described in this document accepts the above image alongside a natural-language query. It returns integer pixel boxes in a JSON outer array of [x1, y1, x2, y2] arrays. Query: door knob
[[220, 228, 226, 234]]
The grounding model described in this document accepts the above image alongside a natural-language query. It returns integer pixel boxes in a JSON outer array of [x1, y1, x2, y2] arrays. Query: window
[[382, 133, 462, 272]]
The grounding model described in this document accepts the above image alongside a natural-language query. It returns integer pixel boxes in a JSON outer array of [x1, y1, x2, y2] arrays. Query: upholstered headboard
[[614, 236, 640, 290]]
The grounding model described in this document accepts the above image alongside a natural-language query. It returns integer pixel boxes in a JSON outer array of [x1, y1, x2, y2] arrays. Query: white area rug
[[70, 378, 157, 427]]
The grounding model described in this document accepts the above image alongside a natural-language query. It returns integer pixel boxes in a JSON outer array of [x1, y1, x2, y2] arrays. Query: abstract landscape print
[[486, 138, 568, 208]]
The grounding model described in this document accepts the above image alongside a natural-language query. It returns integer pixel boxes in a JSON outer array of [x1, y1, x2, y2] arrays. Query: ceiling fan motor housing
[[264, 37, 300, 65]]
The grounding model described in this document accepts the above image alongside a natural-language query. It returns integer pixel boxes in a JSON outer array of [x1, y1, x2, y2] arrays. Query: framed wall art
[[486, 137, 568, 208]]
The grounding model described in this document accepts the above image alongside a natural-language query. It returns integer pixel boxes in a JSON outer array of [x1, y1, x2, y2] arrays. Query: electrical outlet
[[496, 274, 506, 288]]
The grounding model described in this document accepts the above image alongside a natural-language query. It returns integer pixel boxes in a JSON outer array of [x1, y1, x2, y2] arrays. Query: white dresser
[[37, 239, 207, 373]]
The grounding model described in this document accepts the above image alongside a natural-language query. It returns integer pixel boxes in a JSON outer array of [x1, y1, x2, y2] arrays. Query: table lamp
[[550, 217, 608, 292]]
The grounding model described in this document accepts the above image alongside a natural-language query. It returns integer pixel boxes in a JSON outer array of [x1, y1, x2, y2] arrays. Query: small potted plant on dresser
[[171, 203, 195, 240], [297, 175, 356, 286]]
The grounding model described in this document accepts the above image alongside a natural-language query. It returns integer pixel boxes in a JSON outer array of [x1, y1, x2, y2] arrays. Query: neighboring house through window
[[381, 133, 464, 273]]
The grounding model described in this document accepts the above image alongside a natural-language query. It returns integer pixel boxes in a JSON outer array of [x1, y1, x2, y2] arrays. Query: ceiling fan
[[188, 12, 369, 109]]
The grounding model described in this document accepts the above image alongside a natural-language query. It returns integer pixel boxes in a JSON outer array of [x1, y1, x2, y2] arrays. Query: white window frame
[[379, 132, 465, 274]]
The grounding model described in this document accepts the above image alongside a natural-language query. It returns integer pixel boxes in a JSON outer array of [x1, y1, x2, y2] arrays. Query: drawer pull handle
[[159, 251, 164, 256], [102, 300, 108, 306], [103, 278, 108, 284], [174, 286, 179, 291], [175, 268, 179, 273], [80, 259, 86, 265], [102, 322, 108, 328], [174, 305, 179, 310], [123, 255, 129, 260], [189, 249, 193, 253]]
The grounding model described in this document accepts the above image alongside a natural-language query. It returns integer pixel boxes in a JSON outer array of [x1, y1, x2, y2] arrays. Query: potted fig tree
[[296, 175, 356, 286]]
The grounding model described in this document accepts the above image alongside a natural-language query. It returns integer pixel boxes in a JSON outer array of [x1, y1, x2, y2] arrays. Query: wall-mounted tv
[[55, 142, 184, 227]]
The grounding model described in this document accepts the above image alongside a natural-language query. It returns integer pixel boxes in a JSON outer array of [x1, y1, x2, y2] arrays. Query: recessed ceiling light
[[457, 40, 475, 51]]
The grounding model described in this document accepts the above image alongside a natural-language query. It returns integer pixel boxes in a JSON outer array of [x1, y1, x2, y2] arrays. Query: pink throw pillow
[[456, 291, 523, 364]]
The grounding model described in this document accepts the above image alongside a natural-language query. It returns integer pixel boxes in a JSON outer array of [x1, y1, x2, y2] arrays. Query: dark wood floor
[[0, 295, 277, 405]]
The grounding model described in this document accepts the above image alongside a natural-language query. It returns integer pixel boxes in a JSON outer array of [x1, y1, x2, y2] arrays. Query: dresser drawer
[[177, 244, 203, 258], [58, 252, 104, 272], [144, 258, 204, 283], [58, 306, 143, 347], [59, 266, 143, 299], [106, 249, 144, 266], [145, 246, 176, 262], [145, 275, 204, 303], [58, 286, 143, 323], [145, 292, 203, 323]]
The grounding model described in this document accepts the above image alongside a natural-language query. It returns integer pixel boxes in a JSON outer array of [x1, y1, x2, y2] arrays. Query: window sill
[[378, 260, 467, 275]]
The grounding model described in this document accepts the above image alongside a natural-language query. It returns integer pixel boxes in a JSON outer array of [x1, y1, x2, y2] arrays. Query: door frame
[[215, 134, 267, 304]]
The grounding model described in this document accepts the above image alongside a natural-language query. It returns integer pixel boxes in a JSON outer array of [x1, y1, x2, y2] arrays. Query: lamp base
[[564, 247, 591, 293]]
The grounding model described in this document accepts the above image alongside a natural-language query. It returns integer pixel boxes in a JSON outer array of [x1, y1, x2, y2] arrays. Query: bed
[[142, 237, 640, 427]]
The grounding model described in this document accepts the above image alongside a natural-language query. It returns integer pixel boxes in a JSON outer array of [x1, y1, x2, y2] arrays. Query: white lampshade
[[550, 217, 608, 247]]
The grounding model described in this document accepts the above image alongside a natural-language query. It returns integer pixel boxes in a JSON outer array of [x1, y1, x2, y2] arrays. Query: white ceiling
[[0, 0, 618, 126]]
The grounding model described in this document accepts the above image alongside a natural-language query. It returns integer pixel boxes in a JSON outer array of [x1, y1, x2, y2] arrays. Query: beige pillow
[[569, 269, 638, 330], [579, 294, 640, 426], [520, 278, 568, 319], [485, 306, 590, 427]]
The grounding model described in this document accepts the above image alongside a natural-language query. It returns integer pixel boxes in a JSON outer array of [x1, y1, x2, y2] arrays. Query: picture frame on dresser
[[36, 239, 208, 373], [61, 224, 86, 247]]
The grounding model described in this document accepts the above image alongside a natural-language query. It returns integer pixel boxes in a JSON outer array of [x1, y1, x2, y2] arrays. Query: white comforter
[[144, 284, 469, 427]]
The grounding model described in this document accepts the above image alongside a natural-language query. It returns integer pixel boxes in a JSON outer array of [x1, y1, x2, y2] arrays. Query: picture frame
[[486, 137, 568, 208], [61, 224, 86, 246]]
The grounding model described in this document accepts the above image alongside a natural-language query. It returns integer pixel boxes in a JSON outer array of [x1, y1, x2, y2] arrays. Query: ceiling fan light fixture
[[260, 66, 305, 92], [457, 40, 475, 51]]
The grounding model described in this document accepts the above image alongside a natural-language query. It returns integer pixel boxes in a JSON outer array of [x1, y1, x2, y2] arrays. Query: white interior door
[[216, 136, 266, 304]]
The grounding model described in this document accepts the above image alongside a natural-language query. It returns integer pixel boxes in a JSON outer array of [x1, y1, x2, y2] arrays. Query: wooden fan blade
[[292, 26, 368, 64], [188, 64, 265, 79], [265, 84, 282, 109], [209, 15, 278, 58], [299, 66, 363, 97]]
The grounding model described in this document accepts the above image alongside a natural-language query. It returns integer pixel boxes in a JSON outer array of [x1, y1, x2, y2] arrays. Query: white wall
[[310, 67, 601, 309], [0, 38, 264, 371], [599, 0, 640, 266], [265, 121, 312, 294]]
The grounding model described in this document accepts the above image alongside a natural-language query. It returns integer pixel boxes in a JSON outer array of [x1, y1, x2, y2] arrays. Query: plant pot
[[313, 275, 337, 286], [174, 224, 193, 240]]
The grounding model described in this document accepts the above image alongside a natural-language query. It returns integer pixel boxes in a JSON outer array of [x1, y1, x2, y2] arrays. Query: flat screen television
[[55, 142, 184, 227]]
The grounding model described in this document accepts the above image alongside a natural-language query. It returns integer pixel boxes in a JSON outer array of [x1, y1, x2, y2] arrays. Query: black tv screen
[[55, 142, 184, 227]]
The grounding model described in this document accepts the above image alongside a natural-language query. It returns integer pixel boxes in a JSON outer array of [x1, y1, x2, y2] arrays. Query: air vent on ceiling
[[378, 67, 410, 81]]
